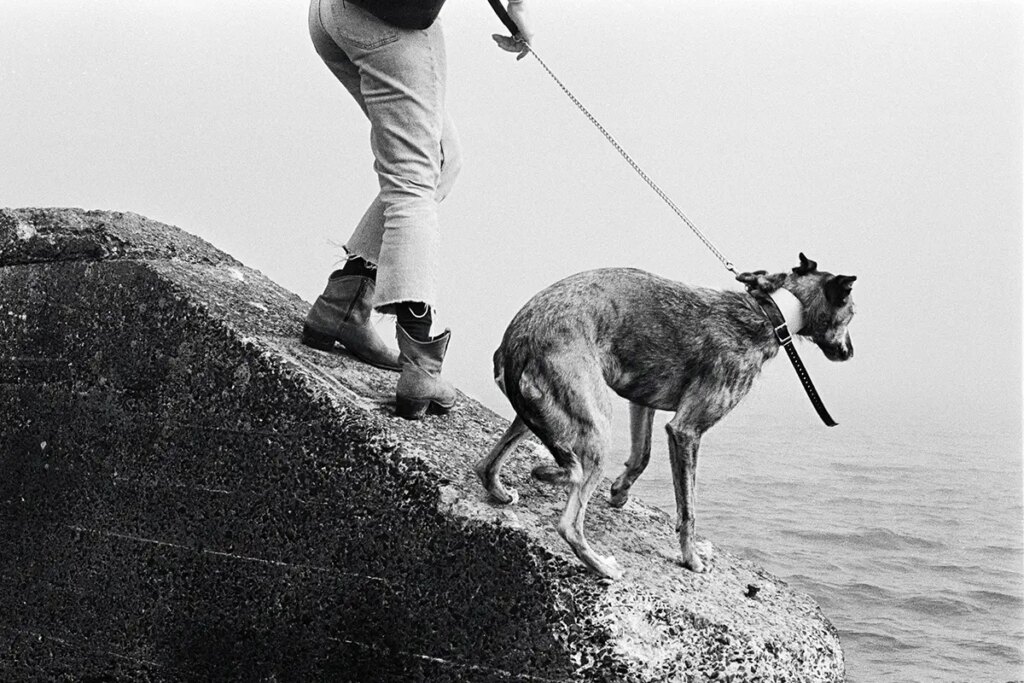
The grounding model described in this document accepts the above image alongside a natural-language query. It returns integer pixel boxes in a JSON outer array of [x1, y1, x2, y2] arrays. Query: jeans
[[308, 0, 462, 311]]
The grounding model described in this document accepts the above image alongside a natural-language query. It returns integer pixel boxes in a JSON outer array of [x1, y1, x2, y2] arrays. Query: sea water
[[620, 400, 1023, 682]]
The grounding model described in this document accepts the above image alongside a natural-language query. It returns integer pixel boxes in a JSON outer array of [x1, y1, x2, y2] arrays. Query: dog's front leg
[[665, 418, 705, 573], [609, 402, 655, 507]]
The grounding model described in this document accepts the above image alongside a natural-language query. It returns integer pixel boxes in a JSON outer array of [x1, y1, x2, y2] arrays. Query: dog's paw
[[487, 486, 518, 506], [608, 488, 629, 508], [655, 545, 709, 573], [677, 551, 706, 574], [595, 555, 623, 581]]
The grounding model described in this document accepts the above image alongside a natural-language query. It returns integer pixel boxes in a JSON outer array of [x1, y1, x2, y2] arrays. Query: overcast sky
[[1, 0, 1021, 438]]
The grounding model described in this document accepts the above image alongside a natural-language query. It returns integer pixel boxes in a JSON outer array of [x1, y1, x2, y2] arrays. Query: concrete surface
[[0, 208, 844, 682]]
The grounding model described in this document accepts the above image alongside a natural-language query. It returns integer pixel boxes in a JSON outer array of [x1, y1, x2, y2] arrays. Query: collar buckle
[[774, 322, 792, 346]]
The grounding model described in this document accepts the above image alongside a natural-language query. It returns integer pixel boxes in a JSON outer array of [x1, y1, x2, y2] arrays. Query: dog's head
[[737, 253, 857, 361]]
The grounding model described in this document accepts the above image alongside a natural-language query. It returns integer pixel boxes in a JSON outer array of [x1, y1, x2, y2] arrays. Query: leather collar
[[752, 288, 839, 427]]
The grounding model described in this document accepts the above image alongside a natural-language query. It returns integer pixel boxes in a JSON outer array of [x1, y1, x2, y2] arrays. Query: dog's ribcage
[[498, 268, 779, 425]]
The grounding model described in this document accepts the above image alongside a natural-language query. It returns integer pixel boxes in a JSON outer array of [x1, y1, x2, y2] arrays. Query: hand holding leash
[[491, 0, 532, 60]]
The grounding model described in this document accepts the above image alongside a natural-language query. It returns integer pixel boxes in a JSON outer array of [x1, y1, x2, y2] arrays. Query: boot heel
[[396, 396, 430, 420], [428, 400, 455, 415], [301, 325, 336, 351]]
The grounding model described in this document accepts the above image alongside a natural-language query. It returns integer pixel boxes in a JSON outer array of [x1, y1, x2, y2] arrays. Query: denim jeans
[[309, 0, 462, 311]]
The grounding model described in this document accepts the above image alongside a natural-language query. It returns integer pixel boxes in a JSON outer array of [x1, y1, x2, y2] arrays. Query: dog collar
[[754, 289, 838, 428], [768, 288, 804, 335]]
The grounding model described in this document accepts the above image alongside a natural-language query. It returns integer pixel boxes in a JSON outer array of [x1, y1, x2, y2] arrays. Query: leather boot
[[302, 274, 401, 371], [395, 326, 457, 419]]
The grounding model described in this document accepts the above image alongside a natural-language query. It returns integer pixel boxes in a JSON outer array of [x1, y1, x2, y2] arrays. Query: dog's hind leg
[[555, 379, 621, 579], [557, 429, 621, 580], [475, 415, 530, 505], [518, 355, 621, 579], [666, 415, 705, 573], [609, 402, 655, 508]]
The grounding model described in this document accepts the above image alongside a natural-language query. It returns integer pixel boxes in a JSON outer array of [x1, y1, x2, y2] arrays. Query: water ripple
[[782, 526, 944, 551], [625, 421, 1023, 682], [841, 629, 919, 652]]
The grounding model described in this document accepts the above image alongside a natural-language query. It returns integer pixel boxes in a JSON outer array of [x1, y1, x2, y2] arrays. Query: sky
[[1, 0, 1021, 439]]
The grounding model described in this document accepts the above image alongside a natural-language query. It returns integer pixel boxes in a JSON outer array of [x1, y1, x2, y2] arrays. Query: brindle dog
[[475, 254, 856, 579]]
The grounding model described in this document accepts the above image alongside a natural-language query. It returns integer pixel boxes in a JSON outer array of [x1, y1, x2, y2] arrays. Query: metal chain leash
[[519, 40, 738, 275], [496, 30, 839, 426]]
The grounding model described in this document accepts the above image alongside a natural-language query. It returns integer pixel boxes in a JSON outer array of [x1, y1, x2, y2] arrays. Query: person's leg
[[347, 99, 461, 267], [437, 110, 462, 204], [365, 108, 461, 342], [302, 0, 401, 369], [314, 0, 446, 311], [312, 0, 458, 417], [309, 0, 385, 264], [310, 0, 461, 312]]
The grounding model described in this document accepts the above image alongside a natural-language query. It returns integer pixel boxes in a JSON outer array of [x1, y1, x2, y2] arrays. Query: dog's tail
[[494, 343, 531, 425], [492, 344, 508, 398], [494, 337, 544, 436], [494, 336, 529, 417]]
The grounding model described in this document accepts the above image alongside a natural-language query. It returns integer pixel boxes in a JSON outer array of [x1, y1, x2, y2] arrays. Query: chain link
[[520, 41, 738, 275]]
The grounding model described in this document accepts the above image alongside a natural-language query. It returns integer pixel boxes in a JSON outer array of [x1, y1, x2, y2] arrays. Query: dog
[[474, 254, 856, 579]]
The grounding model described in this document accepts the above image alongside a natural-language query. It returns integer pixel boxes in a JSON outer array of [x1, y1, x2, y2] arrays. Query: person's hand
[[491, 0, 532, 60]]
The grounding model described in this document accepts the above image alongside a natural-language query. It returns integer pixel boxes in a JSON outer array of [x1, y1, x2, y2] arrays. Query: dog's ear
[[736, 270, 785, 292], [824, 274, 857, 306], [736, 270, 767, 292], [735, 270, 767, 286], [793, 253, 818, 275]]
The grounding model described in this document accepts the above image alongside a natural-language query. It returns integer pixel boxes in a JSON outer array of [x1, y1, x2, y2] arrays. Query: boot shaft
[[396, 326, 456, 418], [307, 275, 375, 329], [302, 274, 401, 371]]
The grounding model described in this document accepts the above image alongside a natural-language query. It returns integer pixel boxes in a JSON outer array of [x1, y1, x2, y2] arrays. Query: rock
[[0, 208, 845, 681]]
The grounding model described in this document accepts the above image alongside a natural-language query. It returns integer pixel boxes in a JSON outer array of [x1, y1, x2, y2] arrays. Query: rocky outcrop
[[0, 208, 844, 682]]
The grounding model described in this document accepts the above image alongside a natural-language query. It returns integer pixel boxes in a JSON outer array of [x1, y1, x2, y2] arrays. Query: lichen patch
[[15, 221, 37, 241]]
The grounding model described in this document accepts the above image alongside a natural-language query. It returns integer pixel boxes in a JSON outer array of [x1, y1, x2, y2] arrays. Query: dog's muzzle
[[822, 334, 854, 361]]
